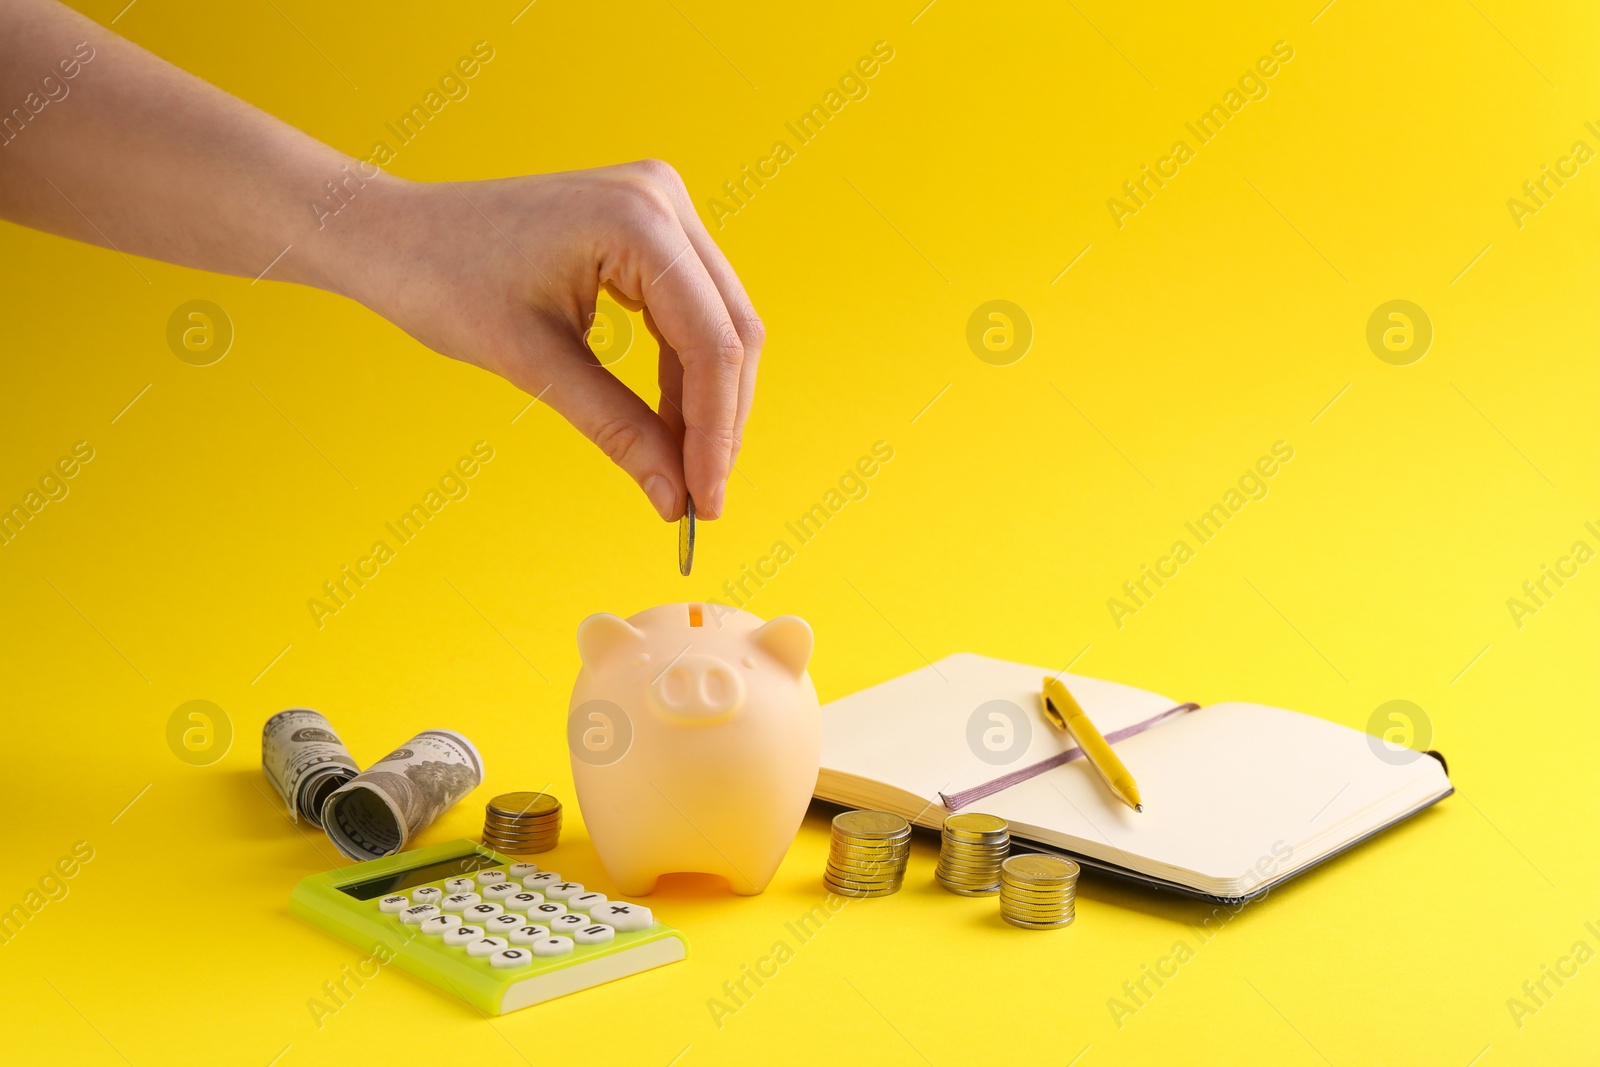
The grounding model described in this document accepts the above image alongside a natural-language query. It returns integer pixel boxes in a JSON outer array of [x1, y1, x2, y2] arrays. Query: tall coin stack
[[936, 812, 1010, 895], [481, 791, 562, 855], [824, 810, 911, 897], [999, 854, 1080, 929]]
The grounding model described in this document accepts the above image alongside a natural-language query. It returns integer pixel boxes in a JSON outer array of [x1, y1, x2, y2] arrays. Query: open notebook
[[816, 654, 1452, 902]]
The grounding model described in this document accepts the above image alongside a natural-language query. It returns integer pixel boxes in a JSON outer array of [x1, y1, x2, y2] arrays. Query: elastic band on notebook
[[938, 702, 1201, 811]]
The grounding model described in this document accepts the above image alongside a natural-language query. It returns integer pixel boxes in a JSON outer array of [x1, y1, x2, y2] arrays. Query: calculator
[[290, 838, 687, 1015]]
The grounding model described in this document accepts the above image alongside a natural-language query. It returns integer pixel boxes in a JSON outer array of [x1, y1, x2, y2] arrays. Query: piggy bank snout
[[649, 654, 746, 721]]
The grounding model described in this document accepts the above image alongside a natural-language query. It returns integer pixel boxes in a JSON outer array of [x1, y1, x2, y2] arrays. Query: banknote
[[261, 708, 361, 826], [321, 729, 484, 860]]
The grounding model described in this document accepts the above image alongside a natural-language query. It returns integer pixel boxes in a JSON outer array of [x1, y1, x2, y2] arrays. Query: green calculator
[[290, 838, 687, 1015]]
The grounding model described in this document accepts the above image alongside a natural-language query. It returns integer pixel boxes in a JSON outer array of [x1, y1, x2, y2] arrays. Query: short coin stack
[[481, 792, 562, 855], [824, 810, 911, 897], [999, 854, 1080, 929], [935, 813, 1010, 895]]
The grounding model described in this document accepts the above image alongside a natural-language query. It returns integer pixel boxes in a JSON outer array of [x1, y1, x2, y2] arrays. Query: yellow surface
[[3, 1, 1598, 1064]]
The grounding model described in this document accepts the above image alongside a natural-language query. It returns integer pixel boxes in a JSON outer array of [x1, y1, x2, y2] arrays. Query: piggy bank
[[567, 603, 820, 895]]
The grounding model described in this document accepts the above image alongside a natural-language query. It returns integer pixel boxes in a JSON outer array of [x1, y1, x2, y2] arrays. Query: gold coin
[[1002, 913, 1075, 929], [943, 813, 1008, 835], [832, 810, 911, 839], [679, 495, 696, 576], [826, 884, 900, 898], [483, 826, 561, 840], [1000, 854, 1079, 885], [487, 793, 561, 818]]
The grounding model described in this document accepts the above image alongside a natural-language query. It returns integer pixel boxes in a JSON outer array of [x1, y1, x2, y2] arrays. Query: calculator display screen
[[337, 851, 504, 900]]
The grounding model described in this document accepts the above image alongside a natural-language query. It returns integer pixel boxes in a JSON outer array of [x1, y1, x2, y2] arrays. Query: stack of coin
[[481, 791, 562, 854], [999, 854, 1080, 929], [824, 810, 911, 897], [936, 812, 1010, 895]]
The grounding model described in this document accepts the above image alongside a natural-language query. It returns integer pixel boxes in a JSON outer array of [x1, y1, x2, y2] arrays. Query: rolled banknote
[[261, 708, 361, 826], [321, 729, 484, 860]]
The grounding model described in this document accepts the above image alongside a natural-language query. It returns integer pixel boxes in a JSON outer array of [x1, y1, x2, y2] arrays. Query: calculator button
[[574, 924, 615, 945], [485, 913, 525, 933], [550, 913, 586, 933], [523, 871, 561, 888], [378, 894, 410, 913], [569, 892, 607, 912], [442, 893, 482, 912], [400, 904, 441, 925], [410, 886, 444, 905], [532, 937, 574, 957], [444, 924, 485, 947], [505, 892, 544, 913], [421, 915, 462, 935], [545, 882, 584, 901], [466, 936, 509, 958], [476, 869, 508, 885], [482, 882, 521, 900], [443, 878, 476, 895], [598, 902, 652, 932], [507, 863, 540, 879], [508, 924, 551, 945], [490, 947, 534, 969], [465, 902, 504, 921], [530, 902, 567, 920]]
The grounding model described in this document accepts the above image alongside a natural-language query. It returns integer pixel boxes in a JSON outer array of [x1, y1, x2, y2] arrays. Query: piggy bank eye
[[742, 656, 756, 669]]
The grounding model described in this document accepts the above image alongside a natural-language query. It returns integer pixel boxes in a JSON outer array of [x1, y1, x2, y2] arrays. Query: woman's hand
[[341, 163, 761, 521]]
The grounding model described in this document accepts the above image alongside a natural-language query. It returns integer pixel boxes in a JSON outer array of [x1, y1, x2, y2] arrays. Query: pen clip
[[1040, 691, 1067, 732]]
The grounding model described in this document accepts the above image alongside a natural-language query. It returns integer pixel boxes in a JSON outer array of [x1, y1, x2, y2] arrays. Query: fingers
[[602, 185, 743, 519], [630, 160, 764, 466], [647, 308, 687, 446], [499, 317, 687, 521]]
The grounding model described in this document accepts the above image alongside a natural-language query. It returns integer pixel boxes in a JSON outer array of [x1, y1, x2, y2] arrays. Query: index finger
[[617, 214, 743, 519]]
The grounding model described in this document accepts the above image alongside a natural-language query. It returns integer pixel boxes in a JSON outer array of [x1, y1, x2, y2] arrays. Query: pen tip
[[1135, 804, 1144, 813]]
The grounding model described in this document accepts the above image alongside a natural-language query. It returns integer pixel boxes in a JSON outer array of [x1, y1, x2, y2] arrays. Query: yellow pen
[[1042, 676, 1144, 813]]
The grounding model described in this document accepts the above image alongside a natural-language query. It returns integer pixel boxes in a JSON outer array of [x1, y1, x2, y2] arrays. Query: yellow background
[[3, 0, 1598, 1064]]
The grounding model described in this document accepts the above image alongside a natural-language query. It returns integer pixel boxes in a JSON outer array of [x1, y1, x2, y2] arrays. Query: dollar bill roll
[[321, 729, 484, 861], [261, 708, 361, 827]]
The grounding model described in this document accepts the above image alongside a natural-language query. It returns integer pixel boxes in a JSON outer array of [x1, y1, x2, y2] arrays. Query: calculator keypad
[[373, 863, 657, 974], [574, 924, 615, 945], [491, 947, 534, 969], [486, 913, 525, 933], [508, 924, 551, 944], [532, 937, 574, 957], [444, 924, 486, 947], [466, 936, 509, 957], [569, 892, 607, 912]]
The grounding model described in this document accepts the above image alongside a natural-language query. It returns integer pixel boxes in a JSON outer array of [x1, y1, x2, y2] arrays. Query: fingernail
[[707, 480, 726, 518], [644, 475, 675, 519]]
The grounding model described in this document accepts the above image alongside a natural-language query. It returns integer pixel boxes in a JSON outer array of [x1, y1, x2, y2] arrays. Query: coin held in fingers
[[679, 495, 696, 576]]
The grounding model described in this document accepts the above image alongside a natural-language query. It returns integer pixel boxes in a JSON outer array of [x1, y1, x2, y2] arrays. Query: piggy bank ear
[[577, 613, 644, 669], [753, 615, 813, 678]]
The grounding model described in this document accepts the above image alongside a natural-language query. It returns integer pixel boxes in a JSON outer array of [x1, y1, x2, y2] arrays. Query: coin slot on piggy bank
[[567, 604, 821, 896]]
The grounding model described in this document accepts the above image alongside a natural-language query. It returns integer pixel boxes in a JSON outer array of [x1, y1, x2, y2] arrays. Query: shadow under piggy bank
[[567, 603, 820, 896]]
